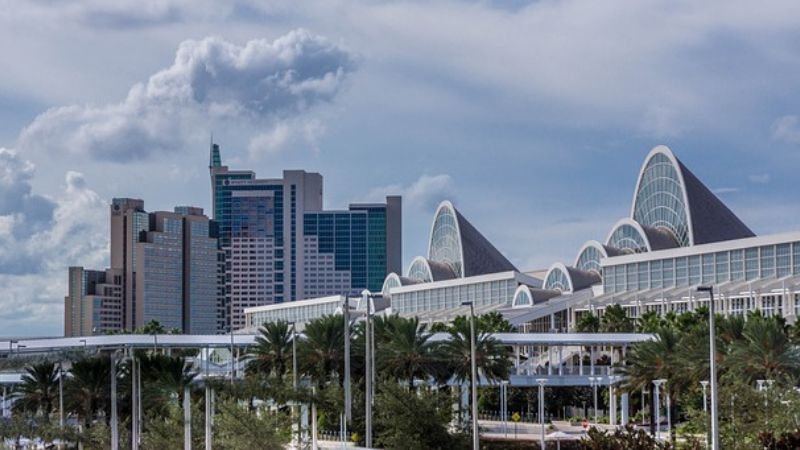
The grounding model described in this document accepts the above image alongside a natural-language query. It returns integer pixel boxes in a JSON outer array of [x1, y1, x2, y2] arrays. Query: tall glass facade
[[303, 204, 388, 293], [392, 277, 518, 314], [185, 219, 221, 334], [632, 152, 689, 247], [428, 204, 463, 278], [603, 241, 800, 294], [139, 215, 184, 331]]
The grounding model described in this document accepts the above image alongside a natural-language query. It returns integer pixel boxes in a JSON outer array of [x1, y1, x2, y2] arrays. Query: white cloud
[[771, 115, 800, 144], [367, 174, 455, 213], [17, 29, 358, 162], [0, 150, 107, 334], [713, 187, 741, 194], [248, 118, 327, 160]]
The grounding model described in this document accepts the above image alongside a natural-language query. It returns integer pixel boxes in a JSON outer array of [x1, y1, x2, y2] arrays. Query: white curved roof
[[605, 218, 653, 253], [426, 200, 517, 278], [408, 256, 434, 282], [543, 263, 575, 293], [631, 146, 692, 246], [573, 240, 625, 275], [512, 285, 535, 308], [630, 145, 754, 247], [427, 201, 465, 278]]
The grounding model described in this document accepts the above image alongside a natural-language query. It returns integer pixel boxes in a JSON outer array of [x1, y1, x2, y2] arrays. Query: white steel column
[[111, 355, 118, 450], [621, 393, 629, 425], [184, 385, 191, 450]]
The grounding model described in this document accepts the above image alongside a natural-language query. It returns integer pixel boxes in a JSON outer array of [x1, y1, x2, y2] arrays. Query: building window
[[777, 244, 791, 277], [745, 248, 759, 281], [760, 246, 776, 278]]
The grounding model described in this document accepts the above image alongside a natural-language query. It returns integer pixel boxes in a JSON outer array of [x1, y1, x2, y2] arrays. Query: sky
[[2, 0, 800, 336]]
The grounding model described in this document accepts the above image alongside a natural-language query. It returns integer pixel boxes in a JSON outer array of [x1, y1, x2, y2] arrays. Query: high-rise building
[[209, 143, 402, 330], [135, 211, 185, 331], [110, 198, 148, 330], [68, 201, 224, 336], [64, 267, 123, 336], [302, 198, 402, 299], [180, 207, 226, 334]]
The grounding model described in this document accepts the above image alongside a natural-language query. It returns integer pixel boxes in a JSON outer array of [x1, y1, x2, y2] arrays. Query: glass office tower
[[210, 142, 402, 330]]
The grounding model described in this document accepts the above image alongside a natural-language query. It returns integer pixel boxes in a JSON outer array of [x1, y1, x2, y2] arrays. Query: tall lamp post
[[362, 289, 375, 449], [500, 380, 509, 438], [291, 322, 300, 447], [700, 380, 709, 449], [653, 379, 666, 441], [698, 285, 719, 450], [536, 378, 547, 450], [59, 361, 64, 428], [461, 300, 479, 450]]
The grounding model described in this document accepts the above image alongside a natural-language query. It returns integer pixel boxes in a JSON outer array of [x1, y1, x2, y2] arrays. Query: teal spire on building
[[209, 140, 222, 168]]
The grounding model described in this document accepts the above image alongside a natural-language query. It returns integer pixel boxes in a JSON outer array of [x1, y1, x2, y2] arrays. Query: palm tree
[[139, 353, 196, 411], [441, 317, 511, 421], [443, 318, 511, 385], [576, 312, 601, 332], [726, 314, 800, 383], [619, 326, 697, 445], [13, 360, 59, 417], [66, 356, 111, 426], [377, 316, 440, 388], [600, 304, 634, 332], [298, 314, 345, 386], [637, 310, 662, 333], [248, 320, 294, 381]]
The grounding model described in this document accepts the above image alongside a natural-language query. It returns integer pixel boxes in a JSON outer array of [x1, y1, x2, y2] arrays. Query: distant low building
[[64, 267, 123, 336]]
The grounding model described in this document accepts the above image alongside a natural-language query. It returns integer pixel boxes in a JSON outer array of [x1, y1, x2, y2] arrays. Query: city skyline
[[3, 1, 800, 336]]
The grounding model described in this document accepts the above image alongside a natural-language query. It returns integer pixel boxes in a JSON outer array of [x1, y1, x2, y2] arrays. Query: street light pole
[[461, 301, 479, 450], [653, 379, 666, 441], [501, 380, 509, 438], [291, 322, 300, 448], [110, 352, 119, 450], [343, 295, 352, 423], [536, 378, 547, 450], [362, 289, 373, 449], [59, 361, 64, 428], [700, 380, 709, 449], [698, 286, 719, 450]]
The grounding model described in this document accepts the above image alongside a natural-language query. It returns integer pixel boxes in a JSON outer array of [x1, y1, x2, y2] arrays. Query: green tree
[[298, 314, 345, 386], [248, 320, 294, 381], [580, 424, 673, 449], [576, 312, 601, 332], [618, 327, 686, 444], [139, 353, 196, 416], [65, 356, 111, 427], [637, 310, 662, 333], [137, 320, 166, 335], [600, 304, 634, 332], [377, 316, 440, 388], [374, 383, 467, 450], [442, 318, 512, 385], [213, 398, 291, 449], [477, 311, 515, 332], [13, 360, 60, 417], [726, 313, 800, 383]]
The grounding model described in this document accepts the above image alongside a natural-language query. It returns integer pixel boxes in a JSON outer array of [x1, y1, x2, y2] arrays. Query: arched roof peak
[[631, 145, 754, 246], [426, 200, 517, 278]]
